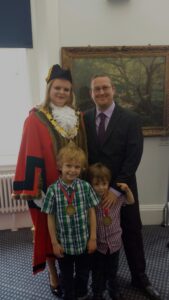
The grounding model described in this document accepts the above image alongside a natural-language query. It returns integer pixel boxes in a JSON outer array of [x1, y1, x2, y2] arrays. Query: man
[[84, 75, 161, 300]]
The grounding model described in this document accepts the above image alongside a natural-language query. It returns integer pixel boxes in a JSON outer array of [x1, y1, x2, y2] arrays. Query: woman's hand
[[101, 190, 118, 208], [87, 238, 97, 254]]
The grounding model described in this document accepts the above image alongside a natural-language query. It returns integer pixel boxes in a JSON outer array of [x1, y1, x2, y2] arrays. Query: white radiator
[[0, 174, 28, 214]]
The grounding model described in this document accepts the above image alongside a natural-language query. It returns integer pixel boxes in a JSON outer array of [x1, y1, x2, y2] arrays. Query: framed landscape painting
[[61, 46, 169, 136]]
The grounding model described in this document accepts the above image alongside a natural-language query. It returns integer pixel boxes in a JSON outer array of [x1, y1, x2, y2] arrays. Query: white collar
[[50, 103, 78, 131]]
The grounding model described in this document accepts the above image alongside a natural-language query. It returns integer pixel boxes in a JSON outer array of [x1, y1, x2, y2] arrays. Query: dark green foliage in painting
[[72, 56, 165, 127]]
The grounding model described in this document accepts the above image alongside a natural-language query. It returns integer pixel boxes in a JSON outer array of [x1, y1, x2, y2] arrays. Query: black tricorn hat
[[45, 64, 72, 84]]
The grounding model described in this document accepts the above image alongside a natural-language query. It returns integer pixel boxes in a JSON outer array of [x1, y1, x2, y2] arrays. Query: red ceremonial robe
[[12, 107, 87, 274]]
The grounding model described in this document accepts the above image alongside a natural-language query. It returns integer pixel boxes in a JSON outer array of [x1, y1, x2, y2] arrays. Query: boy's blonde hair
[[57, 142, 87, 169], [88, 162, 111, 184]]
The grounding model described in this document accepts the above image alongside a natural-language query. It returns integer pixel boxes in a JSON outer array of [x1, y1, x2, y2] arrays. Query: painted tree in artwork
[[72, 56, 165, 126]]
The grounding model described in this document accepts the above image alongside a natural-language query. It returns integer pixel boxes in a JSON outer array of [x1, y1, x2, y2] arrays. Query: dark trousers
[[58, 252, 89, 300], [121, 200, 149, 285], [91, 250, 120, 299]]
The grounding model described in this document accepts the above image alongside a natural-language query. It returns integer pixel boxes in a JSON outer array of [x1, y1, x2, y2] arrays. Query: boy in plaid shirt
[[42, 143, 99, 300], [88, 163, 134, 300]]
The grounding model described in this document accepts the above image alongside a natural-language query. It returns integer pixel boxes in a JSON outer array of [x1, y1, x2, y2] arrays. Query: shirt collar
[[96, 101, 115, 119], [59, 177, 77, 191]]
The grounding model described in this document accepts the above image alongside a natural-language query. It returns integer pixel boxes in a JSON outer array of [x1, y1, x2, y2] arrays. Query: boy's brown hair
[[57, 142, 87, 169], [88, 162, 111, 184]]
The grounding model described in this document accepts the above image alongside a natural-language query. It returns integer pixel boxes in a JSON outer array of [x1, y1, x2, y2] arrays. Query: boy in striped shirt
[[42, 143, 99, 300], [88, 163, 134, 300]]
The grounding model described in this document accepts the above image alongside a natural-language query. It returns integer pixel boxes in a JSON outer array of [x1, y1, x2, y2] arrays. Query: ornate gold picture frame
[[62, 46, 169, 136]]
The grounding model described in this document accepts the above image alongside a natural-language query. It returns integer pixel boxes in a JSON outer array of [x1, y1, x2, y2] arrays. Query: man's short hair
[[90, 74, 114, 88]]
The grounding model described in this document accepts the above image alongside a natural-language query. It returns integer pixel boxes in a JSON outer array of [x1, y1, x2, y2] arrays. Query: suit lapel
[[87, 105, 122, 147], [88, 109, 98, 143]]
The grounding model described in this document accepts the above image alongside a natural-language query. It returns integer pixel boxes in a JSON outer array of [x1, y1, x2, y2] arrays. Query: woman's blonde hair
[[57, 142, 87, 169]]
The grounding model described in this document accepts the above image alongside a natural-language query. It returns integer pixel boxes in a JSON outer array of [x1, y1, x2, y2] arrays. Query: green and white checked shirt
[[42, 178, 99, 255]]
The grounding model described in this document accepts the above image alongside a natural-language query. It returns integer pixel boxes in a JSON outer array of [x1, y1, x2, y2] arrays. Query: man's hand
[[101, 190, 118, 208], [116, 182, 135, 204], [116, 182, 129, 192]]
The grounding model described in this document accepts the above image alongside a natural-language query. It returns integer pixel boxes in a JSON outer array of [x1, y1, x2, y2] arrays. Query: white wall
[[59, 0, 169, 46], [27, 0, 169, 224]]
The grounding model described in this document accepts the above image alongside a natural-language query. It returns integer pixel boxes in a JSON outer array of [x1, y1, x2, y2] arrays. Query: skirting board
[[140, 204, 164, 225], [0, 204, 165, 230], [0, 211, 32, 231]]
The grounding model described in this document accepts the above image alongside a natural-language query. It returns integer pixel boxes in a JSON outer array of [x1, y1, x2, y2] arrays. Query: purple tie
[[98, 113, 106, 144]]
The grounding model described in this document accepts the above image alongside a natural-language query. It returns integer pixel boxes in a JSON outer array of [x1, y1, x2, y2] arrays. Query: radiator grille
[[0, 174, 28, 213]]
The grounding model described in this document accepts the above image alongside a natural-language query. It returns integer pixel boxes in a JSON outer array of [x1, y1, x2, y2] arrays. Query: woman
[[12, 64, 87, 296]]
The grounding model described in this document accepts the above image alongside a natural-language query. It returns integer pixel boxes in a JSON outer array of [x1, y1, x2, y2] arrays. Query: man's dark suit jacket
[[84, 103, 143, 230]]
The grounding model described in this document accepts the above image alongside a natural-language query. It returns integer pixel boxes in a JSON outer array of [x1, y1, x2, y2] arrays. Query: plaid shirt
[[96, 195, 126, 254], [42, 178, 99, 255]]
